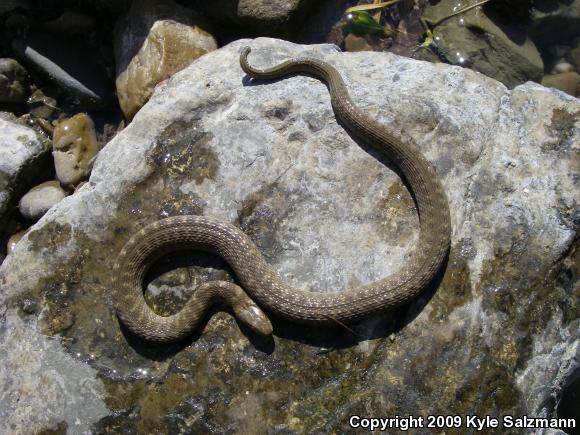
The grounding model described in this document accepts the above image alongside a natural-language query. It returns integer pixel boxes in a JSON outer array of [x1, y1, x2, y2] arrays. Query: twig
[[323, 314, 361, 338], [346, 0, 401, 13], [424, 0, 492, 28]]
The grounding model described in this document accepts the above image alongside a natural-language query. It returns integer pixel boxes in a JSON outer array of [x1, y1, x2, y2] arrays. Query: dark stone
[[0, 0, 30, 15], [12, 32, 115, 110], [557, 373, 580, 424], [181, 0, 324, 39], [530, 0, 580, 47], [0, 58, 29, 105]]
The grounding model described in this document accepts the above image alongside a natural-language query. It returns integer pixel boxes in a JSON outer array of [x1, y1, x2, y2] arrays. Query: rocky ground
[[0, 1, 578, 434]]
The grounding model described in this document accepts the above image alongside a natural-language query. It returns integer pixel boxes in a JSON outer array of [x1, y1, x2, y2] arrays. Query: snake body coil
[[113, 47, 451, 343]]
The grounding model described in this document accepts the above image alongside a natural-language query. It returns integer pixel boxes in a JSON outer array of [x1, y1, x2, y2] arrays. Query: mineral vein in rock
[[113, 46, 452, 342]]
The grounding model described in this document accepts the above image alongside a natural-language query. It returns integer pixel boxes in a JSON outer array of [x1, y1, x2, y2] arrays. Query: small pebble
[[52, 113, 99, 186], [27, 88, 59, 118], [554, 62, 574, 74], [34, 117, 54, 135], [18, 180, 67, 220]]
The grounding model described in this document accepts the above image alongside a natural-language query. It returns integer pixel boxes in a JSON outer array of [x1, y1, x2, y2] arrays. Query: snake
[[113, 46, 451, 343]]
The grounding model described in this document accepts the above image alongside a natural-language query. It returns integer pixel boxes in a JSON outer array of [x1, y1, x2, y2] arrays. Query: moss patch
[[148, 120, 219, 183]]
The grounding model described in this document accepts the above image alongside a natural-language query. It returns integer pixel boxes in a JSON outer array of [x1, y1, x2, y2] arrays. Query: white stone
[[18, 180, 67, 220], [554, 61, 574, 74], [0, 113, 50, 224]]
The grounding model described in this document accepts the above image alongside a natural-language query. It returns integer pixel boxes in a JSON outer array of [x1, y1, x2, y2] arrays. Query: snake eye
[[346, 13, 354, 21]]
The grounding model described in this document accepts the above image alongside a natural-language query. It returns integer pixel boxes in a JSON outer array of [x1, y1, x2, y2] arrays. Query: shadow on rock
[[270, 249, 449, 352]]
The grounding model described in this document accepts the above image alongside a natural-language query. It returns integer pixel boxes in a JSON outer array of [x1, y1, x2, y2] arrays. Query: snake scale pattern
[[113, 46, 451, 343]]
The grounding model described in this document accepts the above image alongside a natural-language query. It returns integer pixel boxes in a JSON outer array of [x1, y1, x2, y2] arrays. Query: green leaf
[[421, 28, 434, 48], [342, 11, 385, 36]]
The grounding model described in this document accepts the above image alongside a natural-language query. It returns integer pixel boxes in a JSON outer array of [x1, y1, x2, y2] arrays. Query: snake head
[[233, 300, 273, 336]]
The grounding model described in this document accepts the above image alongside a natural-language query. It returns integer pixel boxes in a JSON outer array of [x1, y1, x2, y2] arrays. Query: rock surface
[[53, 113, 99, 186], [18, 180, 67, 220], [114, 0, 218, 120], [0, 112, 50, 232], [424, 0, 544, 88], [0, 38, 578, 433]]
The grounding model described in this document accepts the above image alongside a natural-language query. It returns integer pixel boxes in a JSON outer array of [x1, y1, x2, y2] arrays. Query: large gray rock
[[0, 113, 50, 232], [0, 38, 578, 433]]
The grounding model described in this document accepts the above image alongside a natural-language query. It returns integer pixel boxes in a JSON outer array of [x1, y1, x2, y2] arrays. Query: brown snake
[[113, 46, 451, 343]]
